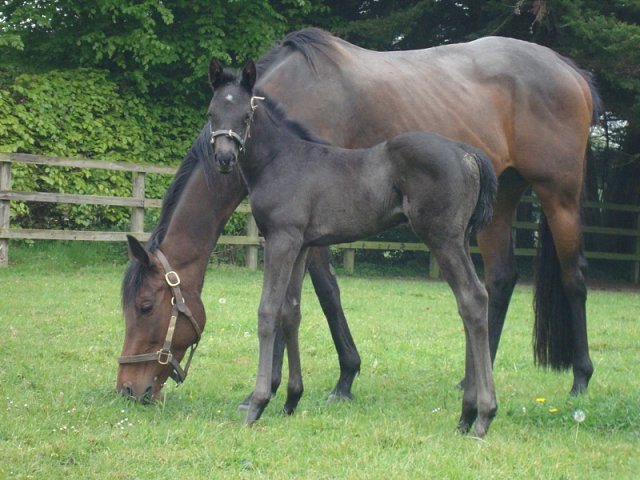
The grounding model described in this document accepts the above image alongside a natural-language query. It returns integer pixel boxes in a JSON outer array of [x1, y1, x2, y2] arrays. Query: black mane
[[256, 27, 337, 76], [122, 124, 214, 308]]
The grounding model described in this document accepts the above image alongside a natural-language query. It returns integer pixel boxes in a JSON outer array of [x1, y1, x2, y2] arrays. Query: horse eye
[[140, 302, 153, 315]]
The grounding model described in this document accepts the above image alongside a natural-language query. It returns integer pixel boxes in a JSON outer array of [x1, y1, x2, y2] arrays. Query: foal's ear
[[126, 235, 151, 267], [241, 60, 256, 91], [208, 58, 225, 90]]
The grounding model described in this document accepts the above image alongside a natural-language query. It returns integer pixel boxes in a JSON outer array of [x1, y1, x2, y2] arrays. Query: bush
[[0, 67, 202, 230]]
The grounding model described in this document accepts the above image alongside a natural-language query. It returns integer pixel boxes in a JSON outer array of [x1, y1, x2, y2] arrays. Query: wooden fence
[[1, 153, 639, 283]]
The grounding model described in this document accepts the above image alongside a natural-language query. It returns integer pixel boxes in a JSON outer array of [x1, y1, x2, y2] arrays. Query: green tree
[[0, 0, 323, 229]]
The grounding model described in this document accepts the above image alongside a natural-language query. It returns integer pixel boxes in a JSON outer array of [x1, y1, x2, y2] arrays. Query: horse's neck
[[242, 109, 302, 182], [158, 163, 246, 286]]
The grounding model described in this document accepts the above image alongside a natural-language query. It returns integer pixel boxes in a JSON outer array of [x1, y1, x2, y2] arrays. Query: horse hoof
[[281, 405, 295, 416], [327, 390, 353, 404], [456, 419, 472, 435], [237, 392, 253, 411], [570, 381, 589, 396]]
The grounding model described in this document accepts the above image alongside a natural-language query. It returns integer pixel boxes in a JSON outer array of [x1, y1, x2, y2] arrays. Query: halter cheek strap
[[209, 96, 265, 151], [118, 248, 202, 385]]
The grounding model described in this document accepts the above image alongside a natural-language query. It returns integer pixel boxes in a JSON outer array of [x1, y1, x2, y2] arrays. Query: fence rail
[[1, 153, 639, 282]]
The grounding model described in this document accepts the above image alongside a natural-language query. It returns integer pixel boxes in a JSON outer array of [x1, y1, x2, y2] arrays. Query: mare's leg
[[281, 247, 310, 415], [245, 233, 304, 425], [532, 184, 593, 395], [307, 247, 361, 400], [475, 174, 528, 366]]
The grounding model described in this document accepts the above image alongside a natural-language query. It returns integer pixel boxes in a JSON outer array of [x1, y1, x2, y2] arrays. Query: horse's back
[[259, 32, 594, 181]]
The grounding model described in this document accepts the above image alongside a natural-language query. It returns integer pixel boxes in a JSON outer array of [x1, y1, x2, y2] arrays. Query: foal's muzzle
[[215, 151, 237, 174]]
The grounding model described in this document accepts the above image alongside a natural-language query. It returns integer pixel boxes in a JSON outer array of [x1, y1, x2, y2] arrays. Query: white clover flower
[[573, 409, 586, 423]]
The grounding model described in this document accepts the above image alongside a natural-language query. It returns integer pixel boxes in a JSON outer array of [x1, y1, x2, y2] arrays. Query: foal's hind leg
[[431, 241, 497, 437], [455, 175, 528, 390], [281, 247, 310, 415], [410, 204, 496, 436]]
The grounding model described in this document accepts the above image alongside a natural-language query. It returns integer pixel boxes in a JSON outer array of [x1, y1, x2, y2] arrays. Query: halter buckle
[[250, 96, 265, 111], [165, 271, 180, 287], [156, 349, 173, 365]]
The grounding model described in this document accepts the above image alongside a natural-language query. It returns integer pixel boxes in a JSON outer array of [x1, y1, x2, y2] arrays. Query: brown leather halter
[[118, 249, 202, 384]]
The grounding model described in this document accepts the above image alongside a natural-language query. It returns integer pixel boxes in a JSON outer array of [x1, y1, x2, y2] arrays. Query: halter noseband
[[118, 248, 202, 385], [210, 96, 265, 151]]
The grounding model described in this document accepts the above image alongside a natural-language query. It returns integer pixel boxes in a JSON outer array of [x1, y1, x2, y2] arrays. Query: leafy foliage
[[0, 67, 199, 228], [1, 0, 638, 249]]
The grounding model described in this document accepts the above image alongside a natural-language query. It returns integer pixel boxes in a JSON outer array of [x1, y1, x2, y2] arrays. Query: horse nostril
[[121, 385, 135, 400], [141, 385, 154, 404]]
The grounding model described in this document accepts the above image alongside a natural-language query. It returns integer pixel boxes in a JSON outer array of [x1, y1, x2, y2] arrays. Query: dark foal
[[209, 60, 499, 437]]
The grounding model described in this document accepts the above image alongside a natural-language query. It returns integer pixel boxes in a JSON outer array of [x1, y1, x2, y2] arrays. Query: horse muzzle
[[215, 151, 237, 174]]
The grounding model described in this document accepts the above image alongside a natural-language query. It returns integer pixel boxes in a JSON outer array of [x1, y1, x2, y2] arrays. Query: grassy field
[[1, 243, 639, 479]]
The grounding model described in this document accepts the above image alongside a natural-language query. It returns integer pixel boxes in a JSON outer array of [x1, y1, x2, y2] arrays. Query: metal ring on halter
[[251, 96, 265, 111]]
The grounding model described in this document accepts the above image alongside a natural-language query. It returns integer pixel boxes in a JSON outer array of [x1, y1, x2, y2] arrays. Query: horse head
[[207, 59, 260, 174], [117, 235, 204, 403]]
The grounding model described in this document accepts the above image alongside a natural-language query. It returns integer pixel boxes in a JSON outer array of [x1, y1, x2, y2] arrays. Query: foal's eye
[[140, 302, 153, 315]]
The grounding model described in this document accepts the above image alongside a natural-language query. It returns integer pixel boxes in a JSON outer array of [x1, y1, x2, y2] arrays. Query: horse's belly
[[304, 206, 406, 247]]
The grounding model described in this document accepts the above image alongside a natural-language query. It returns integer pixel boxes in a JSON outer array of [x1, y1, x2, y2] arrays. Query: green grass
[[1, 243, 639, 479]]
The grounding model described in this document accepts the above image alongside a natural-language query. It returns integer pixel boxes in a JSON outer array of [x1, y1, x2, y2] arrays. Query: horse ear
[[241, 60, 256, 91], [126, 235, 151, 267], [208, 58, 224, 90]]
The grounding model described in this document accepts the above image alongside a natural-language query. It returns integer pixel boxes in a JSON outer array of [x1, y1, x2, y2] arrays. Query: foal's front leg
[[245, 234, 304, 425]]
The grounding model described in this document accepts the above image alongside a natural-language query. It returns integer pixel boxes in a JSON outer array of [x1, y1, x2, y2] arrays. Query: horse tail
[[533, 211, 583, 370], [468, 150, 498, 238]]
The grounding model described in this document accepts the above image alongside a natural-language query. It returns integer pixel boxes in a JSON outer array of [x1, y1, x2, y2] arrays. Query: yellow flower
[[535, 397, 545, 404], [548, 407, 558, 413]]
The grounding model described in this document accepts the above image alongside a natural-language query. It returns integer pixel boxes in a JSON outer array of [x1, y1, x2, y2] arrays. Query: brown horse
[[251, 28, 599, 395], [118, 28, 599, 402]]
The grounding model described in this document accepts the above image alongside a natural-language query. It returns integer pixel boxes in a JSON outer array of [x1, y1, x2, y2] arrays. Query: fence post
[[343, 248, 355, 274], [0, 161, 11, 267], [428, 254, 440, 278], [131, 172, 145, 236], [245, 213, 259, 271], [635, 212, 640, 284]]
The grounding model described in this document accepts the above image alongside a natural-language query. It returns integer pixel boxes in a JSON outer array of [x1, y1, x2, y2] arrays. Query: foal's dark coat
[[209, 61, 498, 437]]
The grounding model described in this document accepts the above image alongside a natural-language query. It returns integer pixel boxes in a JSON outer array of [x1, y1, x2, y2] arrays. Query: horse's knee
[[458, 287, 489, 335], [279, 298, 302, 340], [257, 306, 278, 338], [485, 263, 518, 300]]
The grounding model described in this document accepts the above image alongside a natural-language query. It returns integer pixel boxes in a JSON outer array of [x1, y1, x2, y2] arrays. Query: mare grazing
[[208, 60, 499, 436]]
